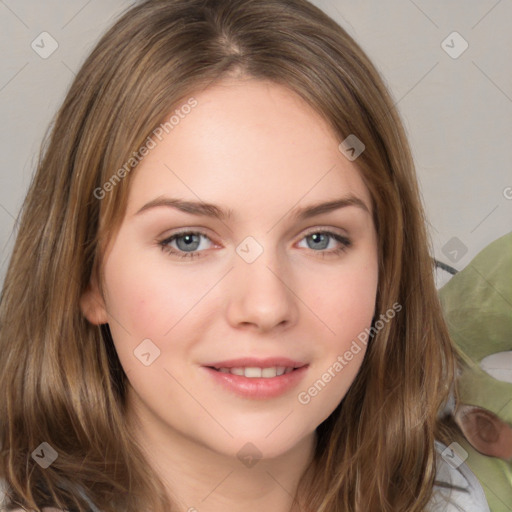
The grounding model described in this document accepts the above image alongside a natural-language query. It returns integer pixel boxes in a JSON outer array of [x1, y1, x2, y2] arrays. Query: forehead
[[125, 78, 372, 217]]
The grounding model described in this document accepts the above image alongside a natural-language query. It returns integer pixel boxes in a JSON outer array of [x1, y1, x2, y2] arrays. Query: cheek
[[102, 246, 211, 337], [306, 259, 378, 345]]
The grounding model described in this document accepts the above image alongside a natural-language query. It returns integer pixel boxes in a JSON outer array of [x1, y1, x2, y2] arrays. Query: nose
[[225, 248, 299, 333]]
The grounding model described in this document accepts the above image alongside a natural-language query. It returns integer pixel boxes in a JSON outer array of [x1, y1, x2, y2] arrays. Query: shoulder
[[0, 478, 102, 512], [1, 479, 64, 512], [7, 509, 62, 512], [3, 504, 63, 511], [427, 440, 490, 512]]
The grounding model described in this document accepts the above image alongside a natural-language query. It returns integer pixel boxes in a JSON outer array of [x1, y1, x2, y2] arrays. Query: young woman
[[0, 0, 489, 510]]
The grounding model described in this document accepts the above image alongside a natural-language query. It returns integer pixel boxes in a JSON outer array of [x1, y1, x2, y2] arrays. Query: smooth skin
[[81, 77, 379, 512]]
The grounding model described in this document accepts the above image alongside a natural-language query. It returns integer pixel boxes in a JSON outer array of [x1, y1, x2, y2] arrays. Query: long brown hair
[[0, 1, 456, 510]]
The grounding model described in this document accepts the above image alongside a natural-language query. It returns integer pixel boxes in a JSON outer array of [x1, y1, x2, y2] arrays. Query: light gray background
[[1, 0, 511, 289]]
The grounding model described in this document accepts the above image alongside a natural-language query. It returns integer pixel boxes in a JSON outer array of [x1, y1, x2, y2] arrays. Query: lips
[[215, 366, 295, 378], [202, 357, 309, 399], [204, 357, 306, 378], [204, 357, 306, 370]]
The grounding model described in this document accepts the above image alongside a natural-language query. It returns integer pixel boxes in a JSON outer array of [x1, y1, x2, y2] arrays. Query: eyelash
[[158, 228, 351, 260]]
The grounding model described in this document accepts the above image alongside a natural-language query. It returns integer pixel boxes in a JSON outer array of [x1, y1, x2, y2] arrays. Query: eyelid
[[299, 225, 349, 239], [158, 227, 218, 245]]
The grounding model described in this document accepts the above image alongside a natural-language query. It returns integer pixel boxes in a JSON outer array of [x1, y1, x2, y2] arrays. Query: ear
[[455, 405, 512, 461], [80, 274, 109, 325]]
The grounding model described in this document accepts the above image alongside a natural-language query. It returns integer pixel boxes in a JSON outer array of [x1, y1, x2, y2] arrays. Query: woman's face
[[82, 78, 378, 460]]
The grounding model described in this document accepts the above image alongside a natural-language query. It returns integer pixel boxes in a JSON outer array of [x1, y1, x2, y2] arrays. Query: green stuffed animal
[[439, 232, 512, 511]]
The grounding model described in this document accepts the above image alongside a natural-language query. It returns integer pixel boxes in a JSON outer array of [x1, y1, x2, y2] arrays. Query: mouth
[[203, 362, 309, 399], [207, 365, 303, 378]]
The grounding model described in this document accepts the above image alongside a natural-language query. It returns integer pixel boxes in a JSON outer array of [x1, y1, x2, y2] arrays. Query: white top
[[1, 441, 490, 511], [428, 441, 490, 511]]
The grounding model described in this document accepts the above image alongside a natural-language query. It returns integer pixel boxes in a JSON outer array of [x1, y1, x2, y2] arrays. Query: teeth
[[245, 367, 262, 378], [261, 367, 276, 378], [216, 366, 296, 378]]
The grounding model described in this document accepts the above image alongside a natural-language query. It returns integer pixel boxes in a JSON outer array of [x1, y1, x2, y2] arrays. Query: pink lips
[[204, 357, 306, 369], [202, 357, 309, 399]]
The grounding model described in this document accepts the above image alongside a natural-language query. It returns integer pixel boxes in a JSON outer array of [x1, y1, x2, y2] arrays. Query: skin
[[81, 77, 379, 511]]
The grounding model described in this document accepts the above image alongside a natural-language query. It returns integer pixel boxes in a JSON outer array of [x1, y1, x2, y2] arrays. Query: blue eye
[[303, 231, 350, 250], [158, 229, 351, 259], [298, 230, 351, 256], [159, 231, 213, 259]]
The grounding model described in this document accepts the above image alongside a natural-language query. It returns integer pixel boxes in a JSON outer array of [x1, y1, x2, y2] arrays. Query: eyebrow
[[134, 195, 370, 221]]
